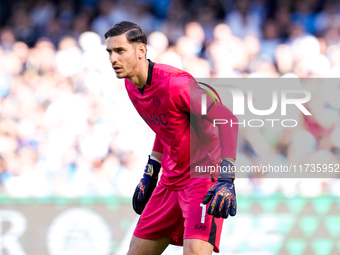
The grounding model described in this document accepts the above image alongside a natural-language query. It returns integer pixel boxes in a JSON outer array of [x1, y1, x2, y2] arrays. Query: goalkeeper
[[105, 21, 238, 255]]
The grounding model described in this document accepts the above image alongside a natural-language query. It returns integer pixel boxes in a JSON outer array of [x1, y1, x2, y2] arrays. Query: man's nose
[[110, 53, 118, 64]]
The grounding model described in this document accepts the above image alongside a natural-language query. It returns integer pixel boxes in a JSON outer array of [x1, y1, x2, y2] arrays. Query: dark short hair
[[104, 21, 147, 45]]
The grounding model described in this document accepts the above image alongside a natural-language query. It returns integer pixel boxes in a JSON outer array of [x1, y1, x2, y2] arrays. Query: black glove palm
[[203, 159, 236, 218]]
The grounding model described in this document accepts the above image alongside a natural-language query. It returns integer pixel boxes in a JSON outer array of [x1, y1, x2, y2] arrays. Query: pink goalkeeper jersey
[[125, 60, 238, 190]]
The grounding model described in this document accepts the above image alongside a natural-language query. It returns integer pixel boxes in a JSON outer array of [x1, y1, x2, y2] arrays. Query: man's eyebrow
[[106, 47, 125, 52]]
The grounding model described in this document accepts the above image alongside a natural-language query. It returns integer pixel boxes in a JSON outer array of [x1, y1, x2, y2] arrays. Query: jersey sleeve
[[169, 73, 238, 160], [152, 135, 164, 153], [204, 102, 239, 159]]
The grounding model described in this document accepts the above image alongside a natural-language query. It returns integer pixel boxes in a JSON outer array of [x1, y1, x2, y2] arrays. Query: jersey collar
[[146, 59, 154, 86]]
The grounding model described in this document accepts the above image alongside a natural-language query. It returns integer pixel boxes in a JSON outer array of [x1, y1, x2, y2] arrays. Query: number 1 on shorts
[[200, 203, 206, 224]]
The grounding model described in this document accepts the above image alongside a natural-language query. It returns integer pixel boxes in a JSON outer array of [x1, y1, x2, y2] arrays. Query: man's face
[[105, 34, 140, 79]]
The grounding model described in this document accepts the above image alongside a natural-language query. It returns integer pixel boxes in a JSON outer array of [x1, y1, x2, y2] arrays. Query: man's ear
[[138, 43, 147, 59]]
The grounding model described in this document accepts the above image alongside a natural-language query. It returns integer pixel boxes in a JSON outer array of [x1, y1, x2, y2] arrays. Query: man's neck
[[128, 59, 149, 89]]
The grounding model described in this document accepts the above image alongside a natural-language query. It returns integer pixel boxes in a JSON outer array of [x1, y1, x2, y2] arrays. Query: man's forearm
[[151, 151, 162, 163], [204, 103, 239, 160], [221, 157, 235, 163]]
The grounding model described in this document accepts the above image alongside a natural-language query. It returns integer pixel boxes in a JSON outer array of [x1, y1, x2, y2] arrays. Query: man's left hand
[[202, 159, 237, 218]]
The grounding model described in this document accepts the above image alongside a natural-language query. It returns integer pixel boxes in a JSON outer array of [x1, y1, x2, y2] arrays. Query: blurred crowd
[[0, 0, 340, 198]]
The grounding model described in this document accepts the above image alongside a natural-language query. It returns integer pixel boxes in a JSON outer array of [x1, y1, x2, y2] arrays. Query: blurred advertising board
[[0, 196, 339, 255], [0, 197, 134, 255]]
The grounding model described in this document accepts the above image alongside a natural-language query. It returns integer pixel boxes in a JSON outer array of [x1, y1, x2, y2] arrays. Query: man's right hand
[[132, 156, 161, 215]]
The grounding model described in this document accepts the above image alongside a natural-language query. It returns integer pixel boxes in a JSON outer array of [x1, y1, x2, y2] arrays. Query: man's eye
[[118, 49, 124, 53]]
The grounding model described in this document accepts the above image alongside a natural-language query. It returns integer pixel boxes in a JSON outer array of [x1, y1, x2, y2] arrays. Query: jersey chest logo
[[153, 96, 161, 107], [140, 113, 168, 126]]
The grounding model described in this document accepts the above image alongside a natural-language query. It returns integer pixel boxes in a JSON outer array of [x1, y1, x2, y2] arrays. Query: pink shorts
[[133, 178, 224, 252]]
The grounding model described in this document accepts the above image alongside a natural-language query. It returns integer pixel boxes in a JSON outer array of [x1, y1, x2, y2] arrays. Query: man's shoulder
[[154, 62, 193, 80], [155, 63, 198, 91]]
